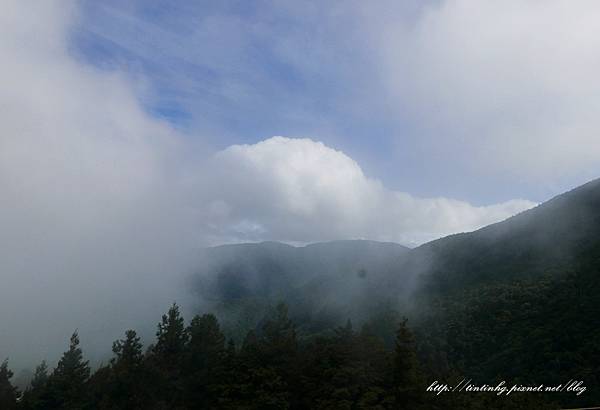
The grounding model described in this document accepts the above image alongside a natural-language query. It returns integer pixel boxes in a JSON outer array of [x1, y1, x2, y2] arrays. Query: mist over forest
[[3, 178, 600, 409]]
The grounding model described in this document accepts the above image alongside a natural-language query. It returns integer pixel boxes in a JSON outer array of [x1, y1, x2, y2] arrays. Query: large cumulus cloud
[[200, 137, 535, 245]]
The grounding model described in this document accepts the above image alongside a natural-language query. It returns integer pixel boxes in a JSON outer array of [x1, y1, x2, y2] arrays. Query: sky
[[71, 0, 600, 204], [2, 0, 600, 371]]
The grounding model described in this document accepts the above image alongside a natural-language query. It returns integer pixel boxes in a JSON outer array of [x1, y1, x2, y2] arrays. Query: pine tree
[[30, 361, 49, 391], [393, 318, 424, 408], [47, 331, 90, 409], [109, 329, 145, 409], [19, 361, 49, 410], [187, 313, 225, 369], [0, 359, 18, 410], [112, 329, 143, 370], [150, 303, 188, 407], [154, 303, 188, 360], [184, 314, 226, 407]]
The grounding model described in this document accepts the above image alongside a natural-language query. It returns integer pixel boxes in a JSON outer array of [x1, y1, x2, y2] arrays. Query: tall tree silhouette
[[47, 332, 90, 409], [19, 361, 49, 410], [0, 359, 18, 410], [154, 303, 188, 360], [393, 318, 424, 408], [110, 329, 145, 409], [184, 313, 226, 407], [150, 303, 188, 407]]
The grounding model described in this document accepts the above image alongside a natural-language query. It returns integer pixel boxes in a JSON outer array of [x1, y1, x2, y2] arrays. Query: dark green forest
[[1, 302, 562, 409]]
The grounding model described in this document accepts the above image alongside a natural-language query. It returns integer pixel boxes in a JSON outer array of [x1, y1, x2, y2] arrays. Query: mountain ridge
[[186, 178, 600, 407]]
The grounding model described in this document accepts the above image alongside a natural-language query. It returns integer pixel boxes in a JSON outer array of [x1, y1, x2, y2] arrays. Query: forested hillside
[[188, 178, 600, 408], [408, 178, 600, 407], [411, 177, 600, 294]]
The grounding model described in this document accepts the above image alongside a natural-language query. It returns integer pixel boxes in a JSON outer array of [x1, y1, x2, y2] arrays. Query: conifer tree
[[154, 303, 188, 360], [110, 329, 145, 409], [48, 331, 90, 408], [150, 303, 188, 408], [19, 361, 49, 410], [0, 359, 18, 410], [393, 318, 424, 408], [184, 314, 226, 407], [187, 313, 225, 369], [30, 361, 49, 391], [112, 330, 143, 367]]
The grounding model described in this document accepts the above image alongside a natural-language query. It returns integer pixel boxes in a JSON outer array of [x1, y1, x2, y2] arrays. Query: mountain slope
[[407, 178, 600, 407], [409, 177, 600, 295], [193, 178, 600, 313]]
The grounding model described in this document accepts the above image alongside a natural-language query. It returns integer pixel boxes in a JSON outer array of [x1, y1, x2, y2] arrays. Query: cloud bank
[[1, 1, 197, 371]]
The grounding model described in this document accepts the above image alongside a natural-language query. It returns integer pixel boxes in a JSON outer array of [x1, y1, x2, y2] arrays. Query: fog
[[0, 1, 208, 373], [0, 1, 535, 378]]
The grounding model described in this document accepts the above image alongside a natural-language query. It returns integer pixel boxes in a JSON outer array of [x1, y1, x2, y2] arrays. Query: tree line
[[1, 302, 426, 409], [1, 302, 559, 409]]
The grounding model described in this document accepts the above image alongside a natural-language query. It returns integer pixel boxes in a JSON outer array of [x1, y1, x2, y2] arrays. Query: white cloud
[[199, 136, 535, 246], [0, 0, 198, 370], [361, 0, 600, 180]]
